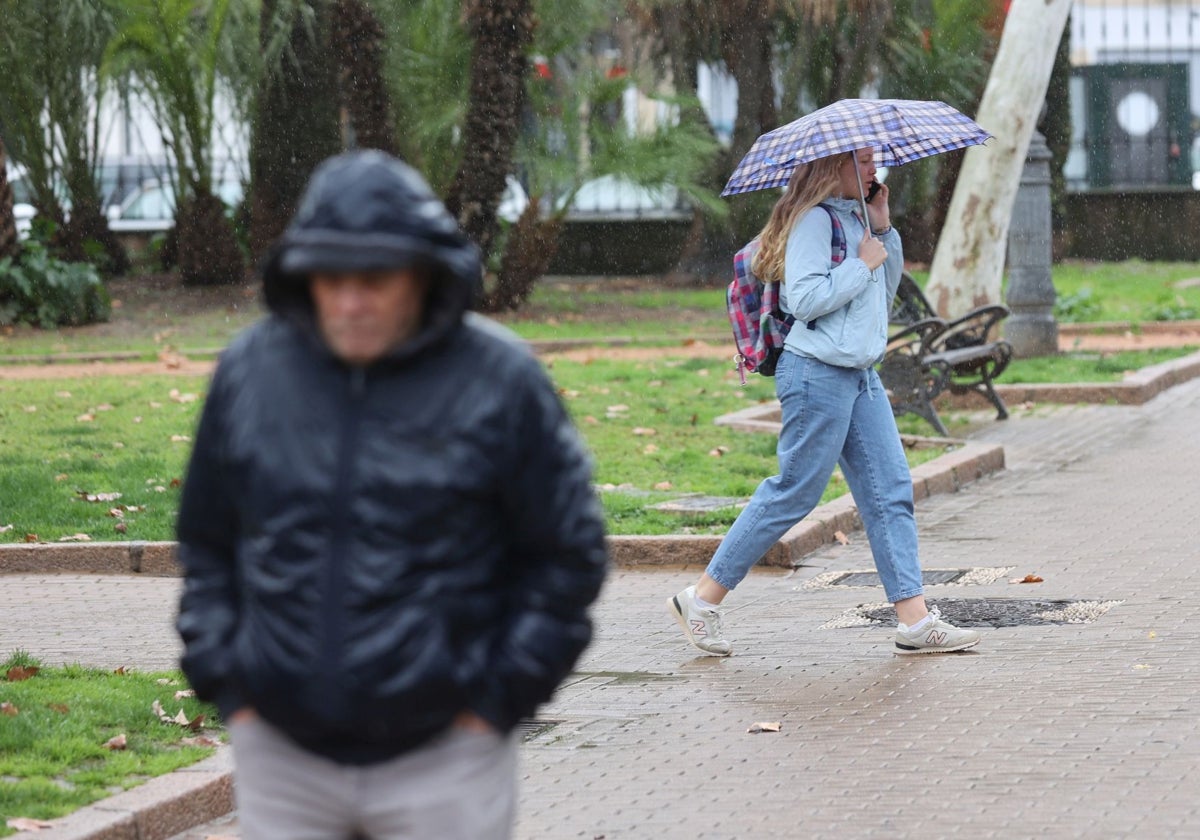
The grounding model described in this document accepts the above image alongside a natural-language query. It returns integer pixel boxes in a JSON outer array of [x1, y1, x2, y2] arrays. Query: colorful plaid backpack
[[727, 203, 846, 382]]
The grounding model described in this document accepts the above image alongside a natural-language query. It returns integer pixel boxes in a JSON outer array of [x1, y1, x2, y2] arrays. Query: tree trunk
[[177, 191, 246, 287], [924, 0, 1072, 318], [332, 0, 396, 154], [249, 0, 341, 261], [717, 2, 779, 246], [445, 0, 534, 271], [60, 193, 130, 275], [481, 200, 562, 312], [0, 138, 17, 260], [649, 3, 735, 285]]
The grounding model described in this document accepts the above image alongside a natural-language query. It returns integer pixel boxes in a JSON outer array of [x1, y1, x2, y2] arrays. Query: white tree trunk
[[924, 0, 1073, 319]]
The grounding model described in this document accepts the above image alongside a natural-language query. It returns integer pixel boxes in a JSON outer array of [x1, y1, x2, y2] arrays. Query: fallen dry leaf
[[181, 735, 223, 748], [76, 413, 95, 423], [23, 405, 36, 413], [170, 435, 192, 443], [174, 689, 196, 700], [631, 427, 656, 436], [170, 478, 182, 488], [747, 721, 781, 734], [708, 446, 729, 457], [1009, 574, 1044, 584], [76, 490, 122, 503], [96, 403, 114, 411], [104, 734, 128, 750], [833, 530, 851, 546], [48, 703, 70, 714], [0, 524, 12, 533], [115, 522, 128, 534], [58, 533, 92, 542], [582, 415, 599, 425], [153, 699, 205, 730], [23, 534, 39, 543], [7, 665, 39, 682], [114, 666, 128, 675], [642, 444, 659, 455], [653, 481, 673, 491], [1, 702, 18, 716], [54, 474, 68, 482], [156, 678, 178, 686], [6, 817, 55, 831]]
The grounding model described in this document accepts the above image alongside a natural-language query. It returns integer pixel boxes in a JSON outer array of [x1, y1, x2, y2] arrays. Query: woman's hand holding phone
[[864, 180, 891, 234]]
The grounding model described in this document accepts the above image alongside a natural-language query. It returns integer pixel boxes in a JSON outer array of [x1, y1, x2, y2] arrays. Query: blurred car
[[558, 174, 687, 220]]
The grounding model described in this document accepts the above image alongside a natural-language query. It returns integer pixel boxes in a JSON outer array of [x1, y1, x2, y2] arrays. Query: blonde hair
[[751, 153, 849, 283]]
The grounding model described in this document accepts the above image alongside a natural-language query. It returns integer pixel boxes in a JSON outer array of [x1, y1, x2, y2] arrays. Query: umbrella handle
[[855, 166, 873, 239]]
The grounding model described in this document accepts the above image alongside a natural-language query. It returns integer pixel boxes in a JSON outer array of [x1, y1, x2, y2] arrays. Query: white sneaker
[[668, 585, 732, 656], [894, 606, 981, 655]]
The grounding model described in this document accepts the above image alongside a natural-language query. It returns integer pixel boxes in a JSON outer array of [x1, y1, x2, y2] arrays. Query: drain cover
[[517, 718, 563, 740], [823, 597, 1123, 629]]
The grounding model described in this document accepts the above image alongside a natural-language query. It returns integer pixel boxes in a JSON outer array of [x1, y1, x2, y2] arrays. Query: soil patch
[[2, 274, 1199, 378]]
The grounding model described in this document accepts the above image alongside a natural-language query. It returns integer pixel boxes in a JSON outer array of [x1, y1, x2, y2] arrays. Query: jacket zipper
[[322, 365, 366, 705]]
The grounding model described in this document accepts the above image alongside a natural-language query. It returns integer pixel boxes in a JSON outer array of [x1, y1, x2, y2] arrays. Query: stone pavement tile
[[0, 575, 182, 671]]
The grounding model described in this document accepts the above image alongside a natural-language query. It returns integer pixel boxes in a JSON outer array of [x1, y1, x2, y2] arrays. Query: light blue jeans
[[706, 350, 924, 603]]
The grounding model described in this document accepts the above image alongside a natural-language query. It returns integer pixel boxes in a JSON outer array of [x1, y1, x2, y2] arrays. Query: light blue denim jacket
[[779, 197, 903, 369]]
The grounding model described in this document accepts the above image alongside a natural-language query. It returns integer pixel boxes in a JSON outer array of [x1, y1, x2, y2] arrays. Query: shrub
[[1148, 295, 1198, 322], [0, 240, 111, 327], [1054, 287, 1103, 323]]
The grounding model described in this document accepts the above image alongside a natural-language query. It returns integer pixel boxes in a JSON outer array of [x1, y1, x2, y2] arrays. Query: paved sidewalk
[[5, 379, 1200, 838]]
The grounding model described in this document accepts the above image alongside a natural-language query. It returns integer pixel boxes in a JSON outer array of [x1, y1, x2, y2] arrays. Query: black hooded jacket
[[175, 152, 608, 764]]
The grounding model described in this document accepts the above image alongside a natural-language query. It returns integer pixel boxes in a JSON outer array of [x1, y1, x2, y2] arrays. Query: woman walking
[[669, 147, 980, 657]]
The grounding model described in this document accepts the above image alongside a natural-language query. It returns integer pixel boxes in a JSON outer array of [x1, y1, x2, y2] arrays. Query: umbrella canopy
[[722, 98, 991, 197]]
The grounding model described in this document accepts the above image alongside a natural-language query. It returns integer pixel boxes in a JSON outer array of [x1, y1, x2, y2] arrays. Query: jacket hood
[[261, 150, 481, 357]]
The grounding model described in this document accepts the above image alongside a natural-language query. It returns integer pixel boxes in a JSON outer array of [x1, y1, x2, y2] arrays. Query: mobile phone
[[865, 180, 882, 203]]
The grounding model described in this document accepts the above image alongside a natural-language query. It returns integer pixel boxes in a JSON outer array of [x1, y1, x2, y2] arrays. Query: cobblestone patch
[[821, 597, 1125, 629], [646, 494, 747, 513], [800, 565, 1014, 591]]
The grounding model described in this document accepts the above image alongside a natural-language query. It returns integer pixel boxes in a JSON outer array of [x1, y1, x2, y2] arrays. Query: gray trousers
[[229, 717, 518, 840]]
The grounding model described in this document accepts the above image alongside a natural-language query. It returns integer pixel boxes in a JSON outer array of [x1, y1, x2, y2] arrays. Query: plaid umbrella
[[722, 98, 991, 197]]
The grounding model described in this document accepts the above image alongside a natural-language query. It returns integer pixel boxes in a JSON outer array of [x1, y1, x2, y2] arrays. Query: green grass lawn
[[3, 263, 1200, 541], [0, 652, 219, 836], [1000, 346, 1199, 384], [0, 377, 198, 544], [909, 259, 1200, 324], [0, 358, 952, 542]]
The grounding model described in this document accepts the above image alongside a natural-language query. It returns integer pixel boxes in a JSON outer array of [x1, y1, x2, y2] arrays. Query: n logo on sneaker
[[925, 630, 948, 645], [690, 619, 708, 637]]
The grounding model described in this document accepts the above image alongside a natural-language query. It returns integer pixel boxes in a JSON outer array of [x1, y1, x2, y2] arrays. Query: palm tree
[[485, 19, 724, 311], [444, 0, 535, 272], [332, 0, 395, 153], [249, 0, 340, 260], [106, 0, 249, 285], [0, 0, 128, 273], [0, 136, 18, 260]]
